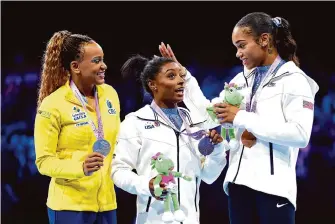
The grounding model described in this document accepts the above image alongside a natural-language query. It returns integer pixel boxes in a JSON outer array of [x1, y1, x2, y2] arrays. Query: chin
[[96, 80, 105, 85], [175, 98, 184, 103], [245, 64, 254, 70]]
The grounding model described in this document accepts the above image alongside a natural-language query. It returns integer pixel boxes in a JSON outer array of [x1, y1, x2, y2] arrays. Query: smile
[[175, 87, 184, 93], [97, 72, 105, 78]]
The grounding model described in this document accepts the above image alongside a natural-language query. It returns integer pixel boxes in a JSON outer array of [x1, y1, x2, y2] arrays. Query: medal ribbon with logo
[[242, 56, 283, 147], [246, 56, 283, 113], [70, 81, 111, 156], [150, 101, 213, 157]]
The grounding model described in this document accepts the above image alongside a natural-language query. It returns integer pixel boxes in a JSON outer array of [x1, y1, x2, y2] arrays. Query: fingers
[[159, 42, 177, 61], [167, 44, 176, 59], [219, 118, 228, 124], [213, 104, 228, 114], [211, 130, 222, 144], [217, 135, 223, 143], [86, 161, 104, 168], [216, 112, 228, 119], [155, 189, 168, 201], [149, 179, 168, 201], [149, 178, 154, 190], [215, 104, 239, 124], [154, 192, 167, 201], [87, 152, 104, 159], [213, 103, 230, 120], [155, 196, 163, 201], [86, 155, 104, 163], [159, 44, 169, 58], [83, 152, 105, 174], [159, 42, 170, 58], [161, 42, 168, 52], [160, 182, 167, 188], [149, 178, 167, 190], [209, 129, 216, 139], [159, 45, 165, 56], [85, 166, 101, 173], [209, 130, 223, 144], [213, 103, 228, 108], [214, 104, 239, 114]]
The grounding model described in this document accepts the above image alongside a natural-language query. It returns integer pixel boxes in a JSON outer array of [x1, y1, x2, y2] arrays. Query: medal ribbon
[[246, 56, 282, 112], [70, 80, 104, 140]]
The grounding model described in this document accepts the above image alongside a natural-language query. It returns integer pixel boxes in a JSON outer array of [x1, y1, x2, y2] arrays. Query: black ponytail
[[121, 54, 175, 96], [272, 17, 299, 66]]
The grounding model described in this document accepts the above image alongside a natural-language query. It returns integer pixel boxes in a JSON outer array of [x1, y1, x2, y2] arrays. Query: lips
[[175, 87, 184, 93], [241, 58, 248, 65], [97, 72, 105, 78]]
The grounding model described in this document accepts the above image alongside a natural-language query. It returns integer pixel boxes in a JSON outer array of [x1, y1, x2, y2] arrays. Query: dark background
[[2, 1, 335, 224]]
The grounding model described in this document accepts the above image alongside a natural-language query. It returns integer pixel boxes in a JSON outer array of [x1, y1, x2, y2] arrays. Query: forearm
[[36, 155, 85, 179], [184, 70, 211, 117], [112, 168, 152, 197], [200, 143, 227, 184], [234, 110, 312, 148]]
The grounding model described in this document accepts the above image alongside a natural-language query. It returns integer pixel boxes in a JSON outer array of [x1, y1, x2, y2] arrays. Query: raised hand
[[159, 42, 186, 74], [159, 42, 179, 63]]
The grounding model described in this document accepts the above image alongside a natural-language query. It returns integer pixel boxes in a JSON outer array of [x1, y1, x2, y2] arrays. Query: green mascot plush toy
[[206, 82, 244, 151], [151, 152, 192, 222]]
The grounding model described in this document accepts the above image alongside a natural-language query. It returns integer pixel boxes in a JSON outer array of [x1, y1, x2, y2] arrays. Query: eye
[[180, 73, 186, 79], [158, 157, 162, 162], [238, 44, 246, 49], [168, 73, 176, 79], [92, 58, 102, 64]]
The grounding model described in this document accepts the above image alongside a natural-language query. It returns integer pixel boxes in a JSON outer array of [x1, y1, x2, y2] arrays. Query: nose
[[101, 61, 107, 70], [236, 49, 242, 59], [177, 75, 185, 85]]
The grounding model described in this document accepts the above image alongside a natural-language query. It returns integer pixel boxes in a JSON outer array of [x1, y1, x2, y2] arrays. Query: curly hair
[[37, 30, 93, 108]]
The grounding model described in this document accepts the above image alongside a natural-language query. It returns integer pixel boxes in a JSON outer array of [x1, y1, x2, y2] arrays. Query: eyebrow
[[164, 69, 176, 74], [234, 40, 246, 45], [90, 56, 103, 61]]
